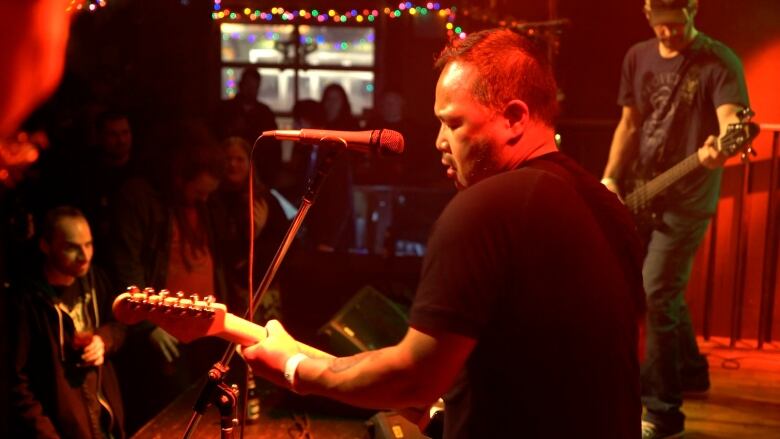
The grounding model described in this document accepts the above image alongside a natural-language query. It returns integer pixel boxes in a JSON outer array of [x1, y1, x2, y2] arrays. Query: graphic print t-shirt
[[618, 33, 749, 214]]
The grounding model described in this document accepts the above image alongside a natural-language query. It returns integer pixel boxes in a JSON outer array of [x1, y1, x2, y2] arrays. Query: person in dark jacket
[[217, 69, 281, 186], [213, 136, 288, 318], [9, 206, 125, 438], [109, 140, 229, 433]]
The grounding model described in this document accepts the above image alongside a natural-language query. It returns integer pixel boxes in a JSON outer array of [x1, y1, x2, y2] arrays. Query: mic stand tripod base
[[216, 382, 239, 439], [182, 362, 239, 439]]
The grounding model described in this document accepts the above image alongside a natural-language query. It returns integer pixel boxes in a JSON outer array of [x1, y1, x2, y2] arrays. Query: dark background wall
[[40, 0, 780, 341], [58, 0, 780, 164]]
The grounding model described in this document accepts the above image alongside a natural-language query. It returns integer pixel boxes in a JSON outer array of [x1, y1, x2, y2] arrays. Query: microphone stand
[[181, 139, 347, 439]]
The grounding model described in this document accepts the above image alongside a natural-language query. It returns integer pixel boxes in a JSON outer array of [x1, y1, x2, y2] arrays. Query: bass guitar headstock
[[719, 107, 760, 160]]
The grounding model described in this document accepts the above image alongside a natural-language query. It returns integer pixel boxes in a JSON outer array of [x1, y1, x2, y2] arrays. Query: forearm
[[717, 103, 743, 136], [697, 103, 746, 169], [603, 119, 638, 181], [243, 323, 470, 410], [294, 341, 333, 360], [294, 346, 437, 409]]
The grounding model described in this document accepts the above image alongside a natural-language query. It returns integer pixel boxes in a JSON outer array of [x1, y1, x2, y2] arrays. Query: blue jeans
[[641, 210, 711, 431]]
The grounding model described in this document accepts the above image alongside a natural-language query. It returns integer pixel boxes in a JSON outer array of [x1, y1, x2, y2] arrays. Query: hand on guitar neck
[[697, 134, 729, 169], [113, 286, 442, 432], [112, 286, 331, 361], [603, 118, 759, 216]]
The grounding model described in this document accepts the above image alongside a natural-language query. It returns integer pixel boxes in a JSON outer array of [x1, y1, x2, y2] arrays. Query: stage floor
[[131, 379, 370, 438], [682, 337, 780, 438], [131, 337, 780, 438]]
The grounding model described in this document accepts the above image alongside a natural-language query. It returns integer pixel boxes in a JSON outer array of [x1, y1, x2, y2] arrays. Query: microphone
[[262, 128, 404, 156]]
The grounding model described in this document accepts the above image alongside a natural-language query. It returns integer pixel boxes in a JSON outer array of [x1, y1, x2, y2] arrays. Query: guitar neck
[[220, 315, 333, 359], [111, 289, 335, 360], [625, 152, 701, 212], [220, 314, 268, 346]]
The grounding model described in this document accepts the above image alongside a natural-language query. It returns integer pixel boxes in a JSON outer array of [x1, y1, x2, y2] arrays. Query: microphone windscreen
[[374, 129, 405, 155]]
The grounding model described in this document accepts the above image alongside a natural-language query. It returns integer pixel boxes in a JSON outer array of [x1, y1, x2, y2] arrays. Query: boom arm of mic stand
[[181, 139, 346, 439]]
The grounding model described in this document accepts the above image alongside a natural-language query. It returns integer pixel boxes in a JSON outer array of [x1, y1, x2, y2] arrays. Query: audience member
[[321, 83, 360, 131], [303, 85, 359, 251], [109, 135, 229, 433], [9, 206, 125, 438], [70, 110, 139, 265], [213, 136, 288, 320], [364, 90, 441, 186], [275, 99, 327, 200], [218, 68, 281, 186]]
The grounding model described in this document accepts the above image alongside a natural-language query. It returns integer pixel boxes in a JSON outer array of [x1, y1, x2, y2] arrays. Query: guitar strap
[[651, 37, 710, 171]]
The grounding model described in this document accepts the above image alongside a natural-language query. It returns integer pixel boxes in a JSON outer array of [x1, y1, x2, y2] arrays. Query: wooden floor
[[132, 336, 780, 438], [683, 337, 780, 438]]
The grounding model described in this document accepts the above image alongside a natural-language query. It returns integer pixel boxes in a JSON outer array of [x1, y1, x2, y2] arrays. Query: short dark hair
[[40, 206, 86, 243], [434, 28, 559, 126], [96, 109, 129, 132], [172, 143, 225, 183], [293, 99, 326, 127], [240, 68, 261, 84]]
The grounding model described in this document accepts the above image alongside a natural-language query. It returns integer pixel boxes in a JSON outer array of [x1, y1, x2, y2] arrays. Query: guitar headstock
[[113, 286, 228, 343], [719, 107, 760, 158]]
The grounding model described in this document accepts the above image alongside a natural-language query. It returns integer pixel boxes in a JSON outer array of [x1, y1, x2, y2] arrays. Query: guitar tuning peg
[[176, 291, 185, 299], [178, 297, 193, 309], [127, 285, 140, 294], [143, 287, 156, 296], [204, 295, 215, 305], [159, 289, 170, 298], [190, 293, 200, 302]]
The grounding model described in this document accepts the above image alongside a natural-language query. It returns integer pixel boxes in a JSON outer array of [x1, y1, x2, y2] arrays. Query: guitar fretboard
[[624, 153, 701, 213]]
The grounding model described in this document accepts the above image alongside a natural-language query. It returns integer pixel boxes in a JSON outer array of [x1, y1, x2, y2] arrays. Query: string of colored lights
[[211, 2, 467, 40], [65, 1, 558, 41], [66, 0, 107, 13]]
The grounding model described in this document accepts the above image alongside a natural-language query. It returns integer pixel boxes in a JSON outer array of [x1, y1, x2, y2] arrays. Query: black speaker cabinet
[[366, 411, 429, 439], [318, 285, 409, 356]]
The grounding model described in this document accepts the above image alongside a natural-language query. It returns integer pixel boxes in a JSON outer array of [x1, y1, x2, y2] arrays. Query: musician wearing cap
[[601, 1, 750, 437]]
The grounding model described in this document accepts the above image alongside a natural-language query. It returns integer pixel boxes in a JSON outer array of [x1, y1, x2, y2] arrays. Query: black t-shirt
[[618, 33, 749, 214], [410, 154, 642, 438]]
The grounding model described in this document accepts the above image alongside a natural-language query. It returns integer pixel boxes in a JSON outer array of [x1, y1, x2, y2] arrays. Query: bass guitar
[[623, 115, 760, 217]]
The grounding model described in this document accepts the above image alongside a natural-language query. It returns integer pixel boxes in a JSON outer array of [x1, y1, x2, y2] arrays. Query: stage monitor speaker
[[366, 411, 429, 439], [318, 285, 409, 356]]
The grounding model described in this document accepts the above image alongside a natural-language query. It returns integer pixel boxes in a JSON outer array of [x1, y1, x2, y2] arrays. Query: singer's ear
[[503, 99, 530, 146]]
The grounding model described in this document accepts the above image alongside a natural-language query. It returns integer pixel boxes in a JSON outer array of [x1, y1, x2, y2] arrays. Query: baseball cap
[[644, 0, 697, 26]]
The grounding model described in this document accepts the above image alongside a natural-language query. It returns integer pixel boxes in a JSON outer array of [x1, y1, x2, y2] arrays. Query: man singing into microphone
[[244, 28, 645, 438]]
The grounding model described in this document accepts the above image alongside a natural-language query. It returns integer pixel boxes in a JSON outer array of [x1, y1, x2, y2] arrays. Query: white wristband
[[600, 177, 617, 187], [283, 353, 307, 391]]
